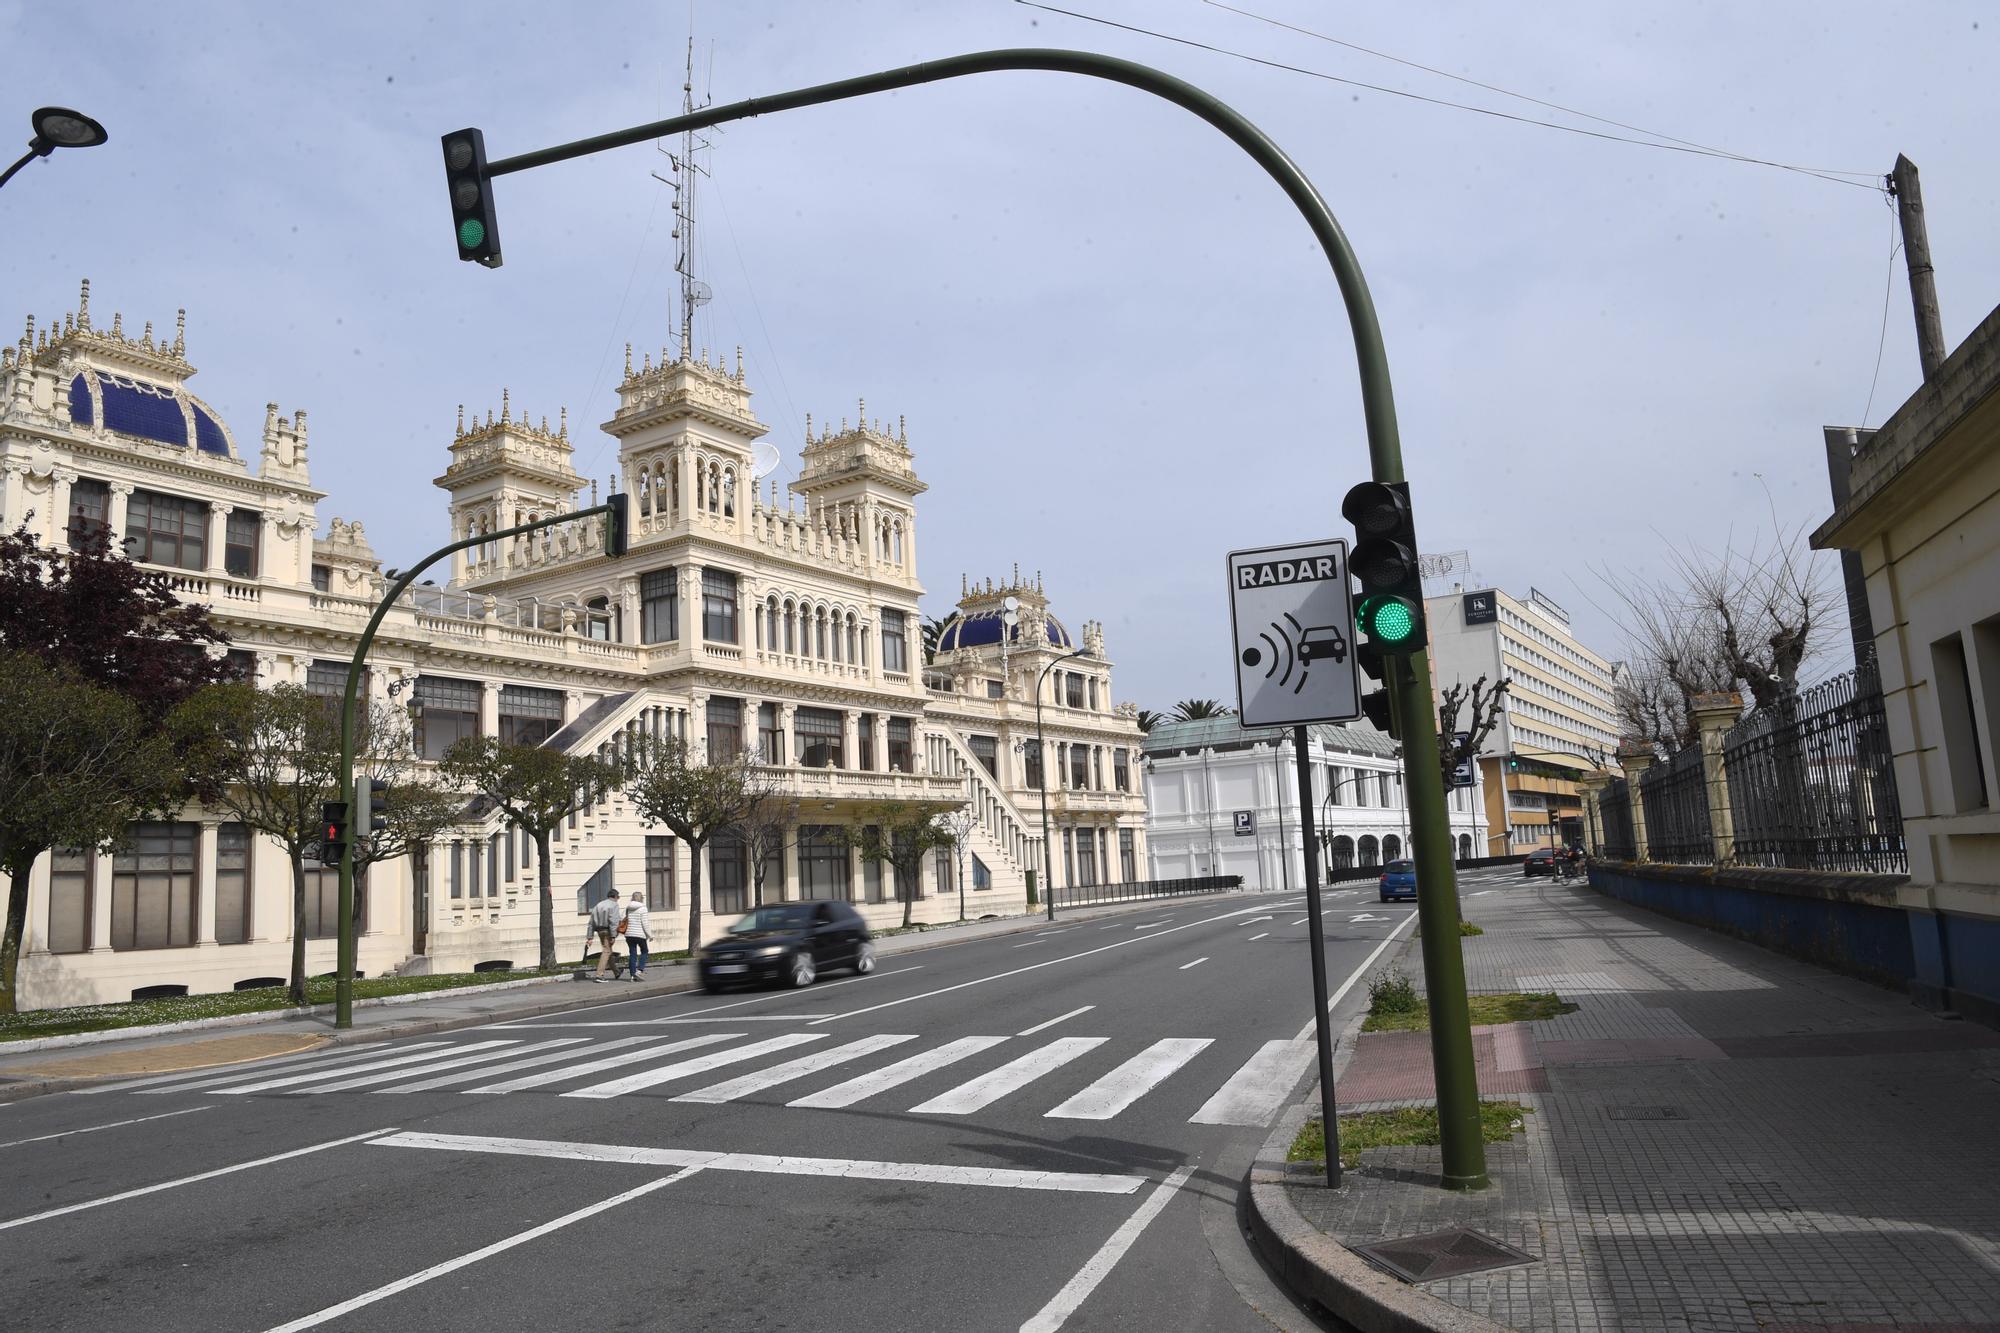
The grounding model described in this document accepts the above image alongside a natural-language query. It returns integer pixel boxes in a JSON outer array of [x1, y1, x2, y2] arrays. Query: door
[[411, 845, 430, 956]]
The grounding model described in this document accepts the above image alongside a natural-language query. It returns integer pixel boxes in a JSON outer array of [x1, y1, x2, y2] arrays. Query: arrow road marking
[[1349, 913, 1390, 923]]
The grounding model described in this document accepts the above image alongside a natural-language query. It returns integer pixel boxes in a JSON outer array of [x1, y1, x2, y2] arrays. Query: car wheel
[[789, 951, 817, 988], [853, 942, 876, 975], [1379, 894, 1390, 903]]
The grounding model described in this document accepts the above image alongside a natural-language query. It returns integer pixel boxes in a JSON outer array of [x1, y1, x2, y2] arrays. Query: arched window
[[722, 468, 736, 518], [1382, 834, 1402, 862], [831, 611, 844, 663], [783, 601, 796, 656], [846, 614, 858, 663], [1359, 835, 1380, 867], [816, 608, 828, 659], [1329, 836, 1355, 869], [891, 520, 904, 564], [1457, 833, 1472, 861]]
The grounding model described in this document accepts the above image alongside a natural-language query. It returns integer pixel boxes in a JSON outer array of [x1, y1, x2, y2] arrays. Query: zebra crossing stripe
[[562, 1034, 826, 1100], [671, 1034, 919, 1105], [1047, 1039, 1213, 1121], [84, 1042, 396, 1096], [298, 1040, 588, 1095], [211, 1043, 516, 1096], [383, 1036, 662, 1095], [1188, 1039, 1308, 1126], [465, 1034, 738, 1095], [909, 1037, 1107, 1116], [787, 1036, 1009, 1110]]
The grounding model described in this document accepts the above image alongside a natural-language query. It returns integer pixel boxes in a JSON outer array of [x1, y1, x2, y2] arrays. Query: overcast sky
[[5, 1, 1993, 710]]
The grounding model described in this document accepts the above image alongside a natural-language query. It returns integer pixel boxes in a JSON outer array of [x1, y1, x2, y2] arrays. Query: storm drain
[[1351, 1227, 1536, 1284], [1607, 1105, 1689, 1120]]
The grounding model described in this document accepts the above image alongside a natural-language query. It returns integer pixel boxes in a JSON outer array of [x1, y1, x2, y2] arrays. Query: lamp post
[[0, 107, 108, 191], [1035, 645, 1087, 921]]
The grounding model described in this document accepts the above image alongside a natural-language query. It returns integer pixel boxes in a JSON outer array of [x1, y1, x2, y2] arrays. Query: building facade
[[1426, 585, 1620, 855], [0, 282, 1146, 1008], [1141, 716, 1489, 888]]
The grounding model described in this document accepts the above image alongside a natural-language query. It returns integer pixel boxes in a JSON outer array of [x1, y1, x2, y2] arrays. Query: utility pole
[[1888, 154, 1947, 381]]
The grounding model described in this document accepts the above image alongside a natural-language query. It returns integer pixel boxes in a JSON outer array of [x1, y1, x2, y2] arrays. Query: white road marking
[[1179, 957, 1208, 970], [1240, 916, 1273, 925], [1019, 1165, 1197, 1332], [259, 1166, 704, 1333], [1290, 917, 1310, 925], [788, 1036, 1009, 1109], [1099, 924, 1123, 930], [1294, 910, 1418, 1040], [1248, 933, 1270, 941], [384, 1037, 661, 1094], [1047, 1040, 1212, 1120], [649, 1014, 831, 1023], [1469, 890, 1494, 897], [1349, 913, 1390, 923], [0, 1106, 210, 1151], [211, 1042, 517, 1096], [1012, 939, 1048, 948], [131, 1044, 441, 1096], [671, 1034, 918, 1104], [79, 1042, 395, 1095], [466, 1034, 737, 1094], [1035, 927, 1079, 937], [563, 1034, 825, 1099], [0, 1128, 391, 1233], [298, 1040, 586, 1095], [911, 1037, 1106, 1115], [484, 967, 923, 1028], [1133, 921, 1170, 931], [371, 1130, 1145, 1194], [1017, 1006, 1095, 1037], [1188, 1039, 1312, 1126]]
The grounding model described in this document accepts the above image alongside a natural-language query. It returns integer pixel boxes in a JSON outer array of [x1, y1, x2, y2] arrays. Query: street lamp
[[1035, 645, 1087, 922], [0, 107, 108, 191]]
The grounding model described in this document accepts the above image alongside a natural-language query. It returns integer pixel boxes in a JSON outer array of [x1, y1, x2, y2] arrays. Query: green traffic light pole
[[474, 47, 1488, 1189], [332, 500, 621, 1029]]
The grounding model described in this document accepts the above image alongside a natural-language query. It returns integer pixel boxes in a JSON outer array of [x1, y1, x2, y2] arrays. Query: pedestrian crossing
[[82, 1028, 1317, 1128]]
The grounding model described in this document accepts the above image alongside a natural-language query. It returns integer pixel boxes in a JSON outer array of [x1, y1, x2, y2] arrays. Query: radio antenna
[[652, 25, 713, 359]]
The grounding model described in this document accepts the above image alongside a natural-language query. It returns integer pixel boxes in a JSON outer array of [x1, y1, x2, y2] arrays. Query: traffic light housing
[[441, 128, 503, 268], [319, 800, 350, 866], [604, 491, 629, 558], [1355, 639, 1398, 740], [361, 778, 390, 835], [1342, 480, 1427, 654]]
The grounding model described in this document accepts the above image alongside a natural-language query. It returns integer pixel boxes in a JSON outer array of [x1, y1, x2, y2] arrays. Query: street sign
[[1233, 810, 1256, 837], [1450, 731, 1477, 787], [1227, 539, 1360, 727]]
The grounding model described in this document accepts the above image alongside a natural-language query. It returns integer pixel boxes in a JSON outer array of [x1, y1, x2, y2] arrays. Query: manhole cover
[[1351, 1227, 1536, 1283], [1607, 1105, 1688, 1120]]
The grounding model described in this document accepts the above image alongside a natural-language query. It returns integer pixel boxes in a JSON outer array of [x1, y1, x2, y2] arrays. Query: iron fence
[[1722, 665, 1905, 873], [1050, 874, 1243, 908], [1595, 777, 1637, 861], [1639, 743, 1714, 864]]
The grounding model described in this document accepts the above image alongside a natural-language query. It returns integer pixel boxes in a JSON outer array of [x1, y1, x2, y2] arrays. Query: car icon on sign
[[1297, 625, 1348, 664]]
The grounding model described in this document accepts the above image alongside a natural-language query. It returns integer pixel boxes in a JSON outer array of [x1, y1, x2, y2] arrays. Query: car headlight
[[754, 944, 787, 957]]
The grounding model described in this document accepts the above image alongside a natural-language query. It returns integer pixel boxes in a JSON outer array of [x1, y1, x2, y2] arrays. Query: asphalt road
[[0, 870, 1532, 1333]]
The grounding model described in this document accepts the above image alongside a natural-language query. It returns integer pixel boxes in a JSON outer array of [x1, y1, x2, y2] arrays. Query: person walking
[[622, 892, 651, 982], [589, 888, 623, 982]]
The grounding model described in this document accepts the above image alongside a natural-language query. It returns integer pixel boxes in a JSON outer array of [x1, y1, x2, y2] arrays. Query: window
[[706, 697, 743, 761], [304, 864, 366, 938], [893, 831, 922, 902], [46, 847, 92, 954], [414, 676, 481, 760], [584, 596, 613, 642], [887, 717, 913, 773], [1359, 835, 1380, 867], [1024, 742, 1043, 791], [862, 831, 886, 904], [67, 478, 109, 544], [467, 839, 482, 900], [1329, 836, 1355, 869], [1327, 767, 1346, 806], [311, 563, 332, 593], [796, 707, 844, 769], [222, 649, 256, 683], [1114, 750, 1131, 792], [798, 826, 849, 901], [641, 567, 679, 643], [1062, 829, 1075, 885], [1068, 745, 1089, 790], [499, 684, 564, 746], [972, 854, 992, 891], [970, 735, 998, 777], [123, 489, 206, 570], [449, 843, 463, 900], [759, 703, 782, 764], [934, 849, 953, 899], [881, 609, 908, 674], [986, 679, 1005, 699], [709, 833, 749, 914], [758, 839, 784, 906], [1065, 674, 1085, 708], [646, 836, 677, 910], [111, 822, 198, 950], [1120, 828, 1136, 882], [224, 508, 260, 578], [215, 823, 252, 945], [702, 567, 738, 642], [857, 714, 875, 771], [306, 660, 368, 715], [1076, 829, 1098, 886], [1933, 633, 1990, 812], [1382, 834, 1403, 861]]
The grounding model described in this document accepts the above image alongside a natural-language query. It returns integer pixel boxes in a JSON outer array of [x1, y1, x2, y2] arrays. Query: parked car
[[698, 901, 876, 992], [1379, 859, 1418, 902], [1523, 848, 1560, 876]]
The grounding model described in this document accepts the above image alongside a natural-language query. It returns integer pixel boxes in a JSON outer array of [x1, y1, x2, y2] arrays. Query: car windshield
[[1384, 860, 1414, 874], [728, 905, 814, 933]]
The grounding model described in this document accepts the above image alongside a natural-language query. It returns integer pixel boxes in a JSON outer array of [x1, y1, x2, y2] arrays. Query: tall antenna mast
[[652, 32, 713, 360]]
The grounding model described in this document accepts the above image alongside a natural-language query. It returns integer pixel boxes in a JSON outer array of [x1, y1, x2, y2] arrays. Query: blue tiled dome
[[68, 372, 232, 456], [937, 610, 1072, 652]]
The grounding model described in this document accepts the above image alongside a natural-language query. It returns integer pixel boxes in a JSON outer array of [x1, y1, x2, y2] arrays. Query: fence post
[[1576, 771, 1613, 856], [1691, 691, 1744, 866], [1616, 738, 1657, 861]]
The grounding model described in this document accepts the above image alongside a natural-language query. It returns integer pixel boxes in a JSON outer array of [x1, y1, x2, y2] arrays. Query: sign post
[[1228, 539, 1360, 1189]]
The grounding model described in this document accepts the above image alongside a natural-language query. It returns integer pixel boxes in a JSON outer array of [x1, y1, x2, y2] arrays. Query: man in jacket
[[590, 889, 623, 982]]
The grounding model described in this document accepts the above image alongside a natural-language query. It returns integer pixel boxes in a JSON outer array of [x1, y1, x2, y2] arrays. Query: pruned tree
[[1436, 675, 1511, 786], [1, 653, 179, 1014], [1170, 698, 1235, 722], [626, 735, 761, 948], [936, 804, 982, 920], [840, 800, 962, 928], [733, 768, 798, 909], [437, 738, 625, 969]]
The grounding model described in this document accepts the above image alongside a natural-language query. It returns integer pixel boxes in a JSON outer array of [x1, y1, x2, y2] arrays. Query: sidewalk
[[0, 890, 1242, 1102], [1247, 878, 2000, 1332]]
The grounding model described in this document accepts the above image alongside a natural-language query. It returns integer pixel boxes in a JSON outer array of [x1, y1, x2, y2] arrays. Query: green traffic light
[[1369, 597, 1416, 643], [458, 217, 487, 249]]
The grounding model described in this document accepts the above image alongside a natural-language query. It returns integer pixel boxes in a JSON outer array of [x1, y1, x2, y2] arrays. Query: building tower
[[434, 391, 584, 585]]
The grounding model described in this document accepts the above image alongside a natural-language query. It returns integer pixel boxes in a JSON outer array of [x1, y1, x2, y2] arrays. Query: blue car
[[1379, 859, 1417, 902]]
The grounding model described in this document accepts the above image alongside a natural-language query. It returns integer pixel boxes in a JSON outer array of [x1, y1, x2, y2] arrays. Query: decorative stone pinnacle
[[140, 320, 153, 346], [624, 343, 632, 376], [559, 405, 568, 438], [455, 404, 464, 438], [735, 345, 743, 378], [804, 412, 812, 440], [110, 312, 122, 337], [500, 387, 510, 424], [858, 397, 866, 424], [77, 279, 90, 328], [174, 308, 186, 354], [898, 414, 906, 441]]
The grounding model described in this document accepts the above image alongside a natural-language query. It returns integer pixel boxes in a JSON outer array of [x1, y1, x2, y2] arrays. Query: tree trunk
[[1, 860, 35, 1015], [289, 852, 309, 1006], [686, 841, 704, 953], [535, 828, 556, 970], [900, 863, 915, 929]]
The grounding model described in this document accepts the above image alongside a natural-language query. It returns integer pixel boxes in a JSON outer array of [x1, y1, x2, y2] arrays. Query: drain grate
[[1607, 1105, 1688, 1120], [1351, 1226, 1536, 1284]]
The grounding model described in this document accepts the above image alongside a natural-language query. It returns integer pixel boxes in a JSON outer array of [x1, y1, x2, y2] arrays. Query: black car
[[698, 901, 876, 991], [1523, 848, 1560, 876]]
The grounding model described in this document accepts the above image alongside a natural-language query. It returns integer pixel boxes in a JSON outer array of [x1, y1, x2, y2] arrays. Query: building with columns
[[0, 282, 1148, 1007]]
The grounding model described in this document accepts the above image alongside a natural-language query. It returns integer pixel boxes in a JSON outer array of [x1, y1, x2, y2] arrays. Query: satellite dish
[[1003, 596, 1020, 612], [688, 280, 713, 308], [1001, 594, 1020, 628], [750, 443, 782, 480]]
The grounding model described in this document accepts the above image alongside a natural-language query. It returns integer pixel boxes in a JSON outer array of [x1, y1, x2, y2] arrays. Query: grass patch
[[0, 954, 687, 1044], [1362, 989, 1578, 1034], [1414, 920, 1484, 938], [1288, 1101, 1530, 1168]]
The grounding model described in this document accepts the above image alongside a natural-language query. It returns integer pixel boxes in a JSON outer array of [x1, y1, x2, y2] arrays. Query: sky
[[4, 1, 1994, 712]]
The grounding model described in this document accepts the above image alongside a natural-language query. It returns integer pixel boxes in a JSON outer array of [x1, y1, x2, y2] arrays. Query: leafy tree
[[1170, 699, 1235, 722], [0, 524, 230, 721], [1135, 708, 1165, 734], [625, 736, 761, 948], [1, 653, 178, 1013], [438, 738, 625, 970], [839, 800, 961, 929]]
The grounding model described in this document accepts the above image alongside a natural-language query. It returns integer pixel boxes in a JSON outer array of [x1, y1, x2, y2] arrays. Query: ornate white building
[[0, 282, 1147, 1008]]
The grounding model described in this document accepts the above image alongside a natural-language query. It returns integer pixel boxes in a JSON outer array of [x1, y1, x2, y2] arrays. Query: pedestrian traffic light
[[604, 491, 629, 558], [319, 800, 350, 866], [1356, 639, 1398, 740], [1342, 480, 1427, 654], [441, 128, 503, 268]]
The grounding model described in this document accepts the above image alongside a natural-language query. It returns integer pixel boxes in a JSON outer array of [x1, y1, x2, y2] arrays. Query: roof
[[70, 371, 233, 456], [938, 609, 1072, 652], [1141, 714, 1399, 760]]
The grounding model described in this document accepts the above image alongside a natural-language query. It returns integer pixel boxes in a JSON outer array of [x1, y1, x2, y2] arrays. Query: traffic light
[[441, 128, 503, 268], [1342, 480, 1427, 654], [319, 800, 350, 866], [360, 778, 390, 835], [604, 491, 629, 558], [1356, 639, 1398, 739]]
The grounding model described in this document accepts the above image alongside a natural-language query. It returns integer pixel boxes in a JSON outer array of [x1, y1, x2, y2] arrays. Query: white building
[[1140, 716, 1489, 888], [0, 281, 1146, 1007]]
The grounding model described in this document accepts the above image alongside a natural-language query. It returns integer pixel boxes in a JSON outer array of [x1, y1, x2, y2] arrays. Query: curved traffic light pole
[[477, 47, 1488, 1191]]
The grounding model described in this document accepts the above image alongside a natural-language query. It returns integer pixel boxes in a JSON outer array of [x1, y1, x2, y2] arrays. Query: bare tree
[[937, 804, 982, 920], [1436, 675, 1511, 784], [733, 768, 798, 909]]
